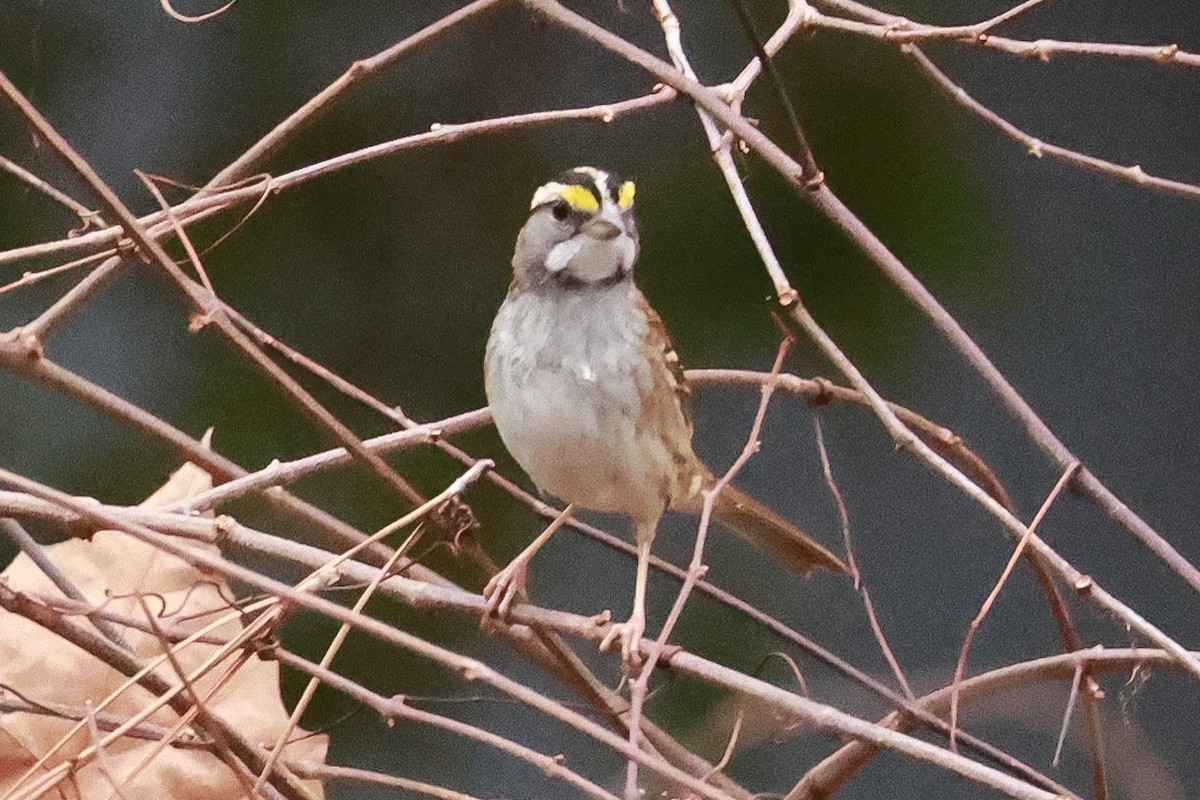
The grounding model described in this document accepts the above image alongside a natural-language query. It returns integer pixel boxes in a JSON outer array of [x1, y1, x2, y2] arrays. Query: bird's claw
[[482, 561, 527, 623], [599, 611, 646, 672]]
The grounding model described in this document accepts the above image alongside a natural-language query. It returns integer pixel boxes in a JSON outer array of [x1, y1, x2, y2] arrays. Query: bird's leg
[[483, 502, 575, 619], [600, 521, 656, 669]]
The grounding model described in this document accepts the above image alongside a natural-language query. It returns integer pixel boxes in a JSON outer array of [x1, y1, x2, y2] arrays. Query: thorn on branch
[[188, 311, 216, 332], [589, 608, 613, 628], [881, 20, 911, 41], [932, 427, 963, 450], [212, 514, 237, 544], [114, 235, 143, 261], [68, 210, 105, 238], [543, 753, 567, 777], [6, 329, 45, 360], [1158, 44, 1179, 62], [808, 376, 835, 408]]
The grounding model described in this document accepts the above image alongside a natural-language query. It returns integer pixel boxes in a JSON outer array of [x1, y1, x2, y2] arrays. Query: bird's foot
[[482, 560, 528, 622], [599, 608, 646, 671]]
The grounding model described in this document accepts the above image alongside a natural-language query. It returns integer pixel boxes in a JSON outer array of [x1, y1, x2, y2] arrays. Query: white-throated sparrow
[[484, 166, 845, 667]]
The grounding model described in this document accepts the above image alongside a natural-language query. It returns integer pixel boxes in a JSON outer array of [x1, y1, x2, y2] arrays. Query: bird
[[483, 166, 846, 667]]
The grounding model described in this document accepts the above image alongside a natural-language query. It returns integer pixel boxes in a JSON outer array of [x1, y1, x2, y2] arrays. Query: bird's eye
[[551, 201, 570, 221]]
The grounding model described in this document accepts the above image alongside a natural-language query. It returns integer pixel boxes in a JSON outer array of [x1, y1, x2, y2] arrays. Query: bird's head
[[511, 166, 639, 288]]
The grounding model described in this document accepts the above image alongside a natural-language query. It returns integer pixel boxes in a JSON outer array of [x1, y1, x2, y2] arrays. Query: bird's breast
[[484, 286, 681, 520]]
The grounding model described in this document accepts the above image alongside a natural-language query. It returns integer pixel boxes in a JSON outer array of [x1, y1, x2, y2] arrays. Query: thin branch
[[626, 334, 791, 798], [0, 518, 131, 650], [0, 68, 431, 515], [0, 692, 204, 747], [0, 154, 101, 230], [273, 649, 622, 800], [804, 0, 1053, 44], [950, 462, 1080, 750], [973, 35, 1200, 67], [0, 249, 116, 300], [671, 650, 1069, 800], [518, 2, 1200, 628], [810, 0, 1200, 65], [0, 468, 746, 800], [787, 646, 1158, 800], [167, 424, 446, 513], [294, 763, 487, 800], [82, 702, 134, 800], [205, 0, 507, 188], [0, 466, 1082, 800], [0, 488, 1093, 797], [1053, 660, 1084, 767], [907, 46, 1200, 201], [812, 418, 913, 699], [0, 583, 311, 800]]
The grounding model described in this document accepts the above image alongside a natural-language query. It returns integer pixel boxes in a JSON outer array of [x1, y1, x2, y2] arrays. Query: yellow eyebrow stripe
[[617, 180, 636, 211], [558, 184, 600, 213]]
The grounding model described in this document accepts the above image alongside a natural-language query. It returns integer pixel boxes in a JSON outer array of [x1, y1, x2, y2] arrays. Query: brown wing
[[638, 293, 694, 435]]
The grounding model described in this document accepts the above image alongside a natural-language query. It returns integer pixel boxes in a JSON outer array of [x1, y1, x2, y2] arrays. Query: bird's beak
[[581, 206, 625, 241]]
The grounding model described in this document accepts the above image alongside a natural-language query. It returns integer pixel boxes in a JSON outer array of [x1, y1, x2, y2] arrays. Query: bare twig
[[159, 0, 237, 24], [0, 584, 310, 800], [273, 649, 622, 800], [0, 518, 131, 650], [518, 2, 1200, 632], [205, 0, 507, 188], [294, 763, 487, 800], [950, 463, 1081, 750], [0, 467, 747, 800], [812, 418, 913, 699], [0, 154, 101, 230], [625, 335, 791, 798], [906, 47, 1200, 201], [810, 0, 1200, 65], [788, 645, 1154, 800], [0, 68, 430, 515], [0, 249, 116, 299], [0, 487, 1097, 797]]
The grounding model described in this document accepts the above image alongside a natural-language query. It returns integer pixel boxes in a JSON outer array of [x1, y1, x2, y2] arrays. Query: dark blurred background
[[1, 1, 1198, 797]]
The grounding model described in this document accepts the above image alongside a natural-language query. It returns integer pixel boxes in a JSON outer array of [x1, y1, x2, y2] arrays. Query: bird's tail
[[703, 483, 847, 576]]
